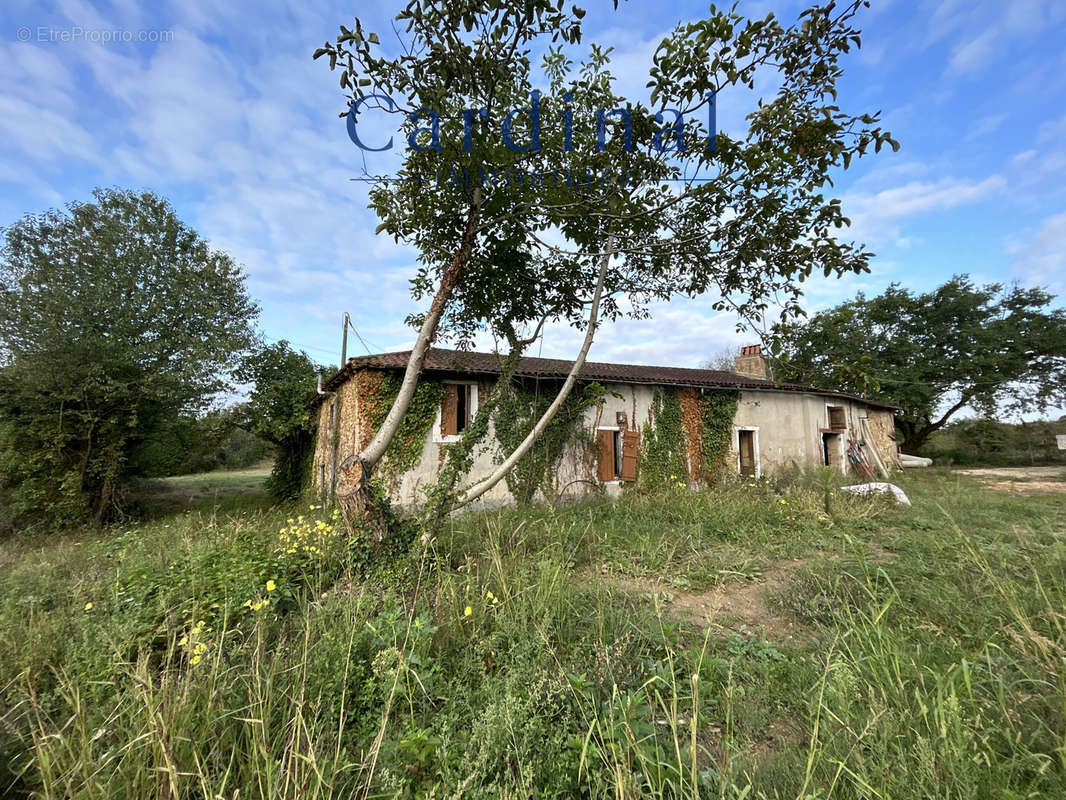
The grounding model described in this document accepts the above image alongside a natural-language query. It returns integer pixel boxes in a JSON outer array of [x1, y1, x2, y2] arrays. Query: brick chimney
[[734, 344, 767, 379]]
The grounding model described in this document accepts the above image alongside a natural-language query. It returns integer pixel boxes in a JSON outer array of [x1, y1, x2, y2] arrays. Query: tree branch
[[452, 234, 615, 509]]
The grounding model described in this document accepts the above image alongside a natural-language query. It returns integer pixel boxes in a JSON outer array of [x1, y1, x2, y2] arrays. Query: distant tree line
[[771, 276, 1066, 451], [919, 417, 1066, 467], [126, 408, 274, 478]]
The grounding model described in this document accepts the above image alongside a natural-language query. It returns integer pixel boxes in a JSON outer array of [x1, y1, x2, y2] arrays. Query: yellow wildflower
[[190, 654, 202, 666], [464, 605, 473, 617], [83, 602, 93, 611], [266, 579, 276, 592]]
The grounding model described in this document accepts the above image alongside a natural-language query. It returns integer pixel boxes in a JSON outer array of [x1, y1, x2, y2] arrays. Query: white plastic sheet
[[840, 482, 912, 507]]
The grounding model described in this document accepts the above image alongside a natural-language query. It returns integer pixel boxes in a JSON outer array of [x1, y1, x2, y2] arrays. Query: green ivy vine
[[638, 387, 739, 490], [365, 373, 446, 486], [492, 379, 601, 504], [699, 389, 739, 485], [638, 388, 687, 491]]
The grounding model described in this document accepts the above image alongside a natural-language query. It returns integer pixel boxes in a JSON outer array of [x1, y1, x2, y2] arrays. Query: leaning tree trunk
[[419, 328, 544, 533], [451, 235, 615, 511], [337, 190, 482, 538]]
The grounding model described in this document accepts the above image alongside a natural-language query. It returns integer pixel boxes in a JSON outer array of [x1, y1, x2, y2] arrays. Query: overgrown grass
[[1, 469, 1063, 798]]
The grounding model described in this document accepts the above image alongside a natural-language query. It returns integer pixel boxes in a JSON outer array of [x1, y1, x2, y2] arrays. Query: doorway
[[822, 432, 842, 469], [738, 429, 757, 477]]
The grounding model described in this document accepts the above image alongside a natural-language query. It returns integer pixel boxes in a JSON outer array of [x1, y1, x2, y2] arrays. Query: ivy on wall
[[270, 427, 316, 501], [699, 389, 739, 485], [639, 388, 687, 491], [359, 373, 445, 488], [492, 379, 601, 504], [639, 387, 739, 490]]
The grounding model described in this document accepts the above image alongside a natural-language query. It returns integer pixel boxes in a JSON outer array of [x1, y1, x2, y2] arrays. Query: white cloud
[[841, 175, 1005, 247], [1010, 148, 1038, 165], [1038, 111, 1066, 142], [1009, 209, 1066, 296], [947, 29, 996, 74]]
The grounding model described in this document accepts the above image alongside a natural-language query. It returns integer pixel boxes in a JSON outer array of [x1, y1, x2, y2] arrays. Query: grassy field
[[0, 467, 1064, 798], [126, 462, 274, 518]]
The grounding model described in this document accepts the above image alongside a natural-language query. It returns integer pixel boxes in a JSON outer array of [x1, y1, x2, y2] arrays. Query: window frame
[[433, 381, 480, 443], [826, 404, 847, 431]]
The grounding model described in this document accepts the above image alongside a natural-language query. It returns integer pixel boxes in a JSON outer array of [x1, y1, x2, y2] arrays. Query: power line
[[346, 317, 379, 355], [258, 333, 342, 361]]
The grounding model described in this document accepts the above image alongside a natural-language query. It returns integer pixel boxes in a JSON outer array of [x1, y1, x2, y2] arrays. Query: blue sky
[[3, 0, 1066, 381]]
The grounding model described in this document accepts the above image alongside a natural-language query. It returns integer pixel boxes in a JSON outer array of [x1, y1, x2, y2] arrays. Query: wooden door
[[738, 430, 755, 476], [620, 430, 640, 481], [596, 429, 615, 481]]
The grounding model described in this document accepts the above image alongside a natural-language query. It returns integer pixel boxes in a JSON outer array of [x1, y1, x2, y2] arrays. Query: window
[[437, 382, 478, 442], [597, 427, 639, 482], [827, 405, 846, 431]]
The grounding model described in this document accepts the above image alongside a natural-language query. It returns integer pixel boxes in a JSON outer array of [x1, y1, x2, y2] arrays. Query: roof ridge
[[314, 346, 896, 411]]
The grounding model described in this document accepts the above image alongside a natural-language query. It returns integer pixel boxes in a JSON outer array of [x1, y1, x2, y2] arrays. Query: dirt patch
[[751, 715, 808, 756], [989, 480, 1066, 494], [956, 466, 1066, 494], [608, 559, 816, 644]]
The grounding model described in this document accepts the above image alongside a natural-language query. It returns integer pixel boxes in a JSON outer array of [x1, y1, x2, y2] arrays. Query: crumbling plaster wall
[[313, 373, 899, 505]]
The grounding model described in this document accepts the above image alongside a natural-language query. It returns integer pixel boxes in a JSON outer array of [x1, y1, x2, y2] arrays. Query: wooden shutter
[[440, 384, 458, 437], [620, 430, 639, 481], [596, 429, 615, 481], [828, 406, 846, 430]]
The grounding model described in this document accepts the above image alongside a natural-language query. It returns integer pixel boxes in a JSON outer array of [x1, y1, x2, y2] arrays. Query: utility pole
[[329, 312, 349, 502]]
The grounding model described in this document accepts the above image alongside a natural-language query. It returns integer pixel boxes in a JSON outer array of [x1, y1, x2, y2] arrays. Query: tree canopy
[[316, 0, 896, 531], [770, 276, 1066, 450], [0, 188, 259, 527], [236, 340, 322, 500]]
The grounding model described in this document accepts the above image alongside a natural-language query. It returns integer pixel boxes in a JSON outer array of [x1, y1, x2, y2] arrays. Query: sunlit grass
[[1, 468, 1063, 797]]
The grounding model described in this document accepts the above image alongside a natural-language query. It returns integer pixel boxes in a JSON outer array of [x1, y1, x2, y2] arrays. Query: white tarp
[[1057, 434, 1066, 451], [840, 482, 912, 507], [900, 453, 932, 468]]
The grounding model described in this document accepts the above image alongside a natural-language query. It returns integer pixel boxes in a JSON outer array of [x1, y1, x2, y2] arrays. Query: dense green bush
[[0, 189, 259, 530]]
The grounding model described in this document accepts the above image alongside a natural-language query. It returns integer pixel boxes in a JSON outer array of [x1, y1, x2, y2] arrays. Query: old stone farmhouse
[[310, 345, 898, 506]]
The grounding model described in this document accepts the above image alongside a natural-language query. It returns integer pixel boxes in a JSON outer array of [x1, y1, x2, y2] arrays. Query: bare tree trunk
[[452, 235, 615, 511], [339, 189, 482, 536]]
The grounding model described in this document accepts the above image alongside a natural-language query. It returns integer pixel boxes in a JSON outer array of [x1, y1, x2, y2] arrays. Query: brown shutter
[[828, 406, 846, 430], [440, 384, 458, 437], [596, 429, 615, 481], [621, 430, 639, 481]]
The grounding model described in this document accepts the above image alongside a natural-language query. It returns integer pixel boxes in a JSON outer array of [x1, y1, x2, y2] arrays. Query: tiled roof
[[314, 347, 896, 410]]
